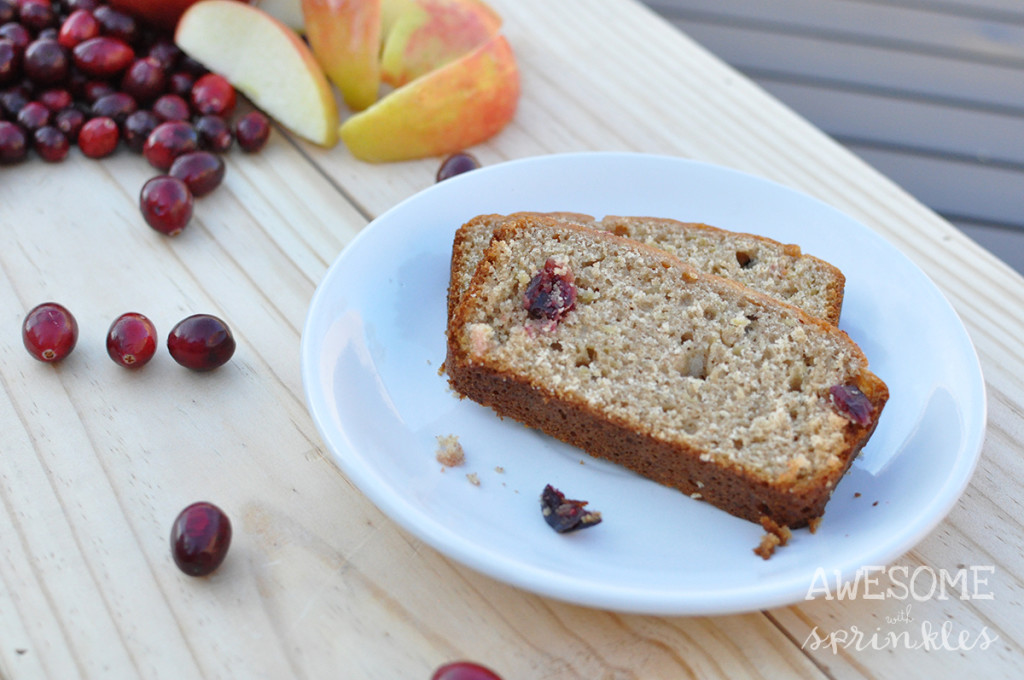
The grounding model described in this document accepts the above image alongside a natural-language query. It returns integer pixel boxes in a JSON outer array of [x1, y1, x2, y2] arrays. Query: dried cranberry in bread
[[446, 216, 887, 527], [448, 212, 845, 325]]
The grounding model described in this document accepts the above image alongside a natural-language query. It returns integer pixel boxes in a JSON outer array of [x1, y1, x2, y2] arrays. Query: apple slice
[[175, 0, 339, 147], [379, 0, 501, 87], [339, 33, 518, 162], [301, 0, 381, 112]]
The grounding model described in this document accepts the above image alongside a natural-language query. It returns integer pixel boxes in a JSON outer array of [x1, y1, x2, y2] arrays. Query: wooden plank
[[644, 0, 1024, 63], [847, 143, 1024, 227], [759, 79, 1024, 168], [657, 19, 1024, 113], [895, 0, 1024, 19]]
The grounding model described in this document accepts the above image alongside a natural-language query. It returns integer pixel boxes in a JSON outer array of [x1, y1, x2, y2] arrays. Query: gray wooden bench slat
[[645, 0, 1024, 63]]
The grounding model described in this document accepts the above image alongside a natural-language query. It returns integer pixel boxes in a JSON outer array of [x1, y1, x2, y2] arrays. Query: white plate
[[301, 152, 986, 615]]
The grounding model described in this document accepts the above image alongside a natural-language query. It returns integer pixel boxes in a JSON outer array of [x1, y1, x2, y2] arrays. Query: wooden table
[[2, 0, 1021, 677]]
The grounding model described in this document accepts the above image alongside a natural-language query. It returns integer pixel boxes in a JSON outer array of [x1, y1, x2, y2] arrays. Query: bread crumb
[[754, 516, 793, 560], [494, 466, 505, 473], [466, 472, 480, 486], [435, 434, 465, 467], [754, 533, 781, 560], [808, 517, 823, 534], [759, 516, 792, 546]]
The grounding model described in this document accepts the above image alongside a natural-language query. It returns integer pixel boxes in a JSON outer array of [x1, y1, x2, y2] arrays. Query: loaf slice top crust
[[447, 217, 888, 513], [448, 212, 845, 325]]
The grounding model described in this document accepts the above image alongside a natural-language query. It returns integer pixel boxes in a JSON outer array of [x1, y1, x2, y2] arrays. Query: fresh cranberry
[[431, 662, 504, 680], [0, 23, 30, 56], [106, 312, 157, 368], [169, 150, 224, 197], [0, 38, 17, 84], [80, 78, 114, 102], [0, 84, 28, 117], [120, 56, 164, 104], [64, 0, 98, 13], [121, 107, 157, 152], [23, 37, 68, 85], [189, 72, 235, 117], [436, 152, 480, 182], [16, 100, 49, 131], [90, 90, 136, 126], [92, 6, 138, 45], [167, 313, 235, 371], [194, 114, 232, 153], [0, 0, 14, 24], [53, 105, 84, 141], [37, 86, 71, 111], [139, 175, 192, 235], [57, 9, 100, 49], [22, 302, 78, 362], [142, 119, 197, 170], [145, 39, 180, 71], [170, 501, 232, 577], [72, 36, 133, 78], [0, 119, 27, 162], [33, 124, 67, 161], [18, 0, 55, 32], [166, 70, 193, 98], [78, 115, 118, 157], [151, 92, 188, 121], [234, 110, 269, 152]]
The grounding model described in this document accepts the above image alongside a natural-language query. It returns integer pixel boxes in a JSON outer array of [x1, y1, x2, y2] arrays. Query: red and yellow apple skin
[[379, 0, 501, 87], [109, 0, 249, 30], [175, 1, 340, 147], [301, 0, 382, 112], [339, 34, 518, 162]]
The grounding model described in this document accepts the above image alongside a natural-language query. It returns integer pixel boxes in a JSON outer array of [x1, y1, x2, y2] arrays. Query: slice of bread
[[446, 216, 888, 528], [448, 212, 845, 324]]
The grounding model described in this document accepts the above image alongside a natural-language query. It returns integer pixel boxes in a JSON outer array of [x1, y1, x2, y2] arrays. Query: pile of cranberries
[[0, 0, 271, 235]]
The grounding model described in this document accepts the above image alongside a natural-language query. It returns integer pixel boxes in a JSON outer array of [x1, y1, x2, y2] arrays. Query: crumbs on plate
[[435, 434, 465, 468]]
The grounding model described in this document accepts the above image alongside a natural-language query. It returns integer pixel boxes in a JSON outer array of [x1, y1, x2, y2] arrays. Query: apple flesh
[[301, 0, 381, 112], [109, 0, 248, 30], [339, 33, 518, 162], [175, 0, 339, 147], [379, 0, 501, 87]]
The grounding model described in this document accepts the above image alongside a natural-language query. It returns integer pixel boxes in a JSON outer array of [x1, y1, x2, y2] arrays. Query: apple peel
[[175, 0, 339, 147], [339, 33, 518, 162], [302, 0, 382, 112], [379, 0, 502, 87]]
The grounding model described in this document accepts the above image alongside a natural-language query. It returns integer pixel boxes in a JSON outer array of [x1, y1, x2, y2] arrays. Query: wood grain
[[1, 0, 1022, 678]]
